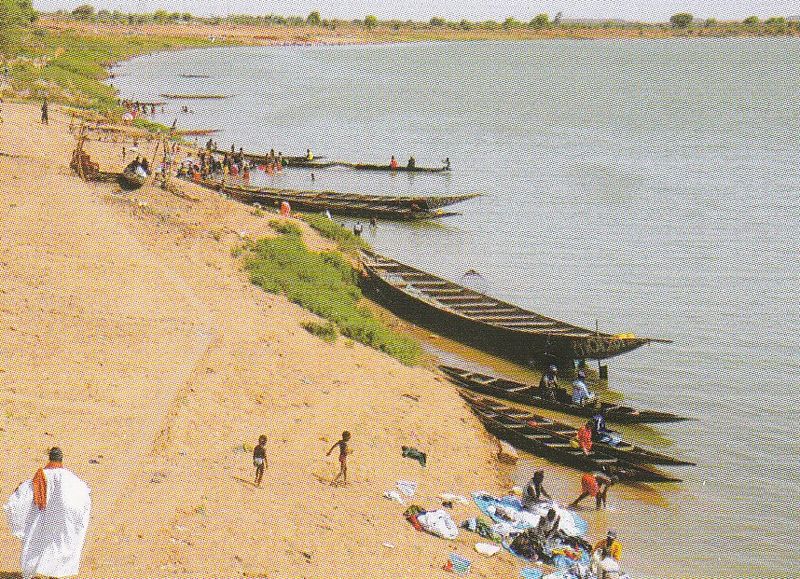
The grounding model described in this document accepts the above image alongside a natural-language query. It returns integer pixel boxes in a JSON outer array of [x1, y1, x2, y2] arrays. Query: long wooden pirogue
[[284, 159, 451, 173], [212, 149, 322, 165], [439, 365, 689, 424], [460, 392, 684, 482], [211, 148, 448, 173], [191, 177, 478, 220], [461, 391, 693, 466], [360, 250, 670, 362]]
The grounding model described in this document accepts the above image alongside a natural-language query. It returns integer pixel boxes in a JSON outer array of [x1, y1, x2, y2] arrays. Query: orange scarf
[[32, 461, 62, 511]]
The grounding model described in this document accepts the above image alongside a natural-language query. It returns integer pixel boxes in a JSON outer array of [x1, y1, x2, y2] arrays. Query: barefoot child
[[253, 435, 267, 486], [326, 431, 351, 486]]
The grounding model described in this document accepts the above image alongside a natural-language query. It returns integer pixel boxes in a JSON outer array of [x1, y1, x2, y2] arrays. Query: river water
[[113, 39, 800, 576]]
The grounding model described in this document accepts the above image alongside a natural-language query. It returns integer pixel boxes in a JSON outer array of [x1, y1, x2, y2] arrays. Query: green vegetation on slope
[[244, 226, 420, 365], [300, 213, 369, 255], [1, 25, 218, 111]]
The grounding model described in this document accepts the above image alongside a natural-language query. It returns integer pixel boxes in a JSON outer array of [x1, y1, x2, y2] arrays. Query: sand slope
[[0, 103, 523, 578]]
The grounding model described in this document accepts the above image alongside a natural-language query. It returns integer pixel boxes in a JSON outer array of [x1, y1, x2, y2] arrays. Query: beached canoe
[[359, 250, 670, 363], [439, 365, 689, 424], [460, 392, 683, 483], [190, 176, 477, 218], [214, 182, 461, 221], [121, 167, 147, 188], [461, 391, 693, 467]]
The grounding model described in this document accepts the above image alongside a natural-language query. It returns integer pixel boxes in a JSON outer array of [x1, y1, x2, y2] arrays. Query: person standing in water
[[326, 431, 351, 486]]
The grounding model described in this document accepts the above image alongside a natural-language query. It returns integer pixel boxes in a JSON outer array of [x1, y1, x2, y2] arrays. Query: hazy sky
[[32, 0, 800, 21]]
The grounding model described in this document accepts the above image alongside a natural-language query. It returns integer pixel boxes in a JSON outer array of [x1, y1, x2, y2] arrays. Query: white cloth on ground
[[416, 509, 458, 540], [4, 468, 91, 579]]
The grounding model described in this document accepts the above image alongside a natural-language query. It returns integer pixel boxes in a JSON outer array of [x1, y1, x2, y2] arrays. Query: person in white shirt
[[572, 370, 594, 405]]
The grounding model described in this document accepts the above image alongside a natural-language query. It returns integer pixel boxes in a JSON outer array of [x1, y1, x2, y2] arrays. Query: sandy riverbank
[[0, 101, 548, 577]]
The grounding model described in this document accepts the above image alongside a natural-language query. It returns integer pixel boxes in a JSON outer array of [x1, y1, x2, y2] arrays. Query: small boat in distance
[[360, 250, 671, 364], [178, 74, 211, 78], [439, 365, 690, 424]]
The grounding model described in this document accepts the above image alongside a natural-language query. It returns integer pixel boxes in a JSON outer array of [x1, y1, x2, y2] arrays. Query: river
[[113, 39, 800, 576]]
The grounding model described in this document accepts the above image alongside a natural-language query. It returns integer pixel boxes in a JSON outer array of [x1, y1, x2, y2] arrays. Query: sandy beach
[[0, 101, 541, 578]]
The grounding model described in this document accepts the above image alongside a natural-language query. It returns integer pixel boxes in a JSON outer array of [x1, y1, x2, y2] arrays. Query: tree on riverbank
[[669, 13, 693, 28]]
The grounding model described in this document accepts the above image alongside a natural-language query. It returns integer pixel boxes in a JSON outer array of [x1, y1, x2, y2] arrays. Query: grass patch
[[268, 219, 302, 236], [244, 232, 420, 365], [300, 213, 370, 254], [300, 320, 338, 342]]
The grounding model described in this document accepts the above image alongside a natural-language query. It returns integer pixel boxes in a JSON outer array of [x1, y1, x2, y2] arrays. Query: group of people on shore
[[119, 99, 164, 118], [521, 469, 625, 577]]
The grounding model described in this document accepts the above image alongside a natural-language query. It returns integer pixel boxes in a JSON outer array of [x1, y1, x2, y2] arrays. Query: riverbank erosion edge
[[0, 102, 525, 577]]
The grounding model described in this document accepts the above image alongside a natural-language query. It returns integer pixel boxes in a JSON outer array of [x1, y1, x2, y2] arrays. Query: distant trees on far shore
[[36, 6, 800, 37]]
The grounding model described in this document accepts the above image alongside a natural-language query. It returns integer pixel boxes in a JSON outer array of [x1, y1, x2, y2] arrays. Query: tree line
[[22, 5, 800, 35]]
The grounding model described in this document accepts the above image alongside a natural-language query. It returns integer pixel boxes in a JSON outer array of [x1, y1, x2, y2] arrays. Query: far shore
[[40, 15, 800, 47]]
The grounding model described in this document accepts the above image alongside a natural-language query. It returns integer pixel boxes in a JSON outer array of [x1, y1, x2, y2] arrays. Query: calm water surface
[[114, 39, 800, 576]]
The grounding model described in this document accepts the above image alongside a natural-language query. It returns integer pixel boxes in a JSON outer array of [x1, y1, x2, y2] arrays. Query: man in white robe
[[4, 447, 91, 579]]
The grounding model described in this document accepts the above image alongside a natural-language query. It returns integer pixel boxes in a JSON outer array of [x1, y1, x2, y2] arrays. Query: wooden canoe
[[216, 182, 461, 221], [439, 365, 689, 424], [190, 177, 477, 218], [461, 391, 694, 467], [460, 392, 684, 482], [283, 159, 450, 172], [360, 249, 670, 362]]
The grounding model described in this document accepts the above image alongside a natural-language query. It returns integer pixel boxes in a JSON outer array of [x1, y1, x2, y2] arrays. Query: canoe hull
[[463, 397, 681, 483], [361, 263, 648, 364], [221, 184, 458, 221], [439, 365, 689, 424]]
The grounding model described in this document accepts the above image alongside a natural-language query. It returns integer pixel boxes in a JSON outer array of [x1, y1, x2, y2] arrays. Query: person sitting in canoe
[[306, 149, 314, 161], [572, 370, 595, 406], [573, 421, 593, 455], [443, 157, 451, 170], [407, 156, 416, 169], [592, 413, 622, 446], [389, 155, 399, 170], [539, 365, 559, 401]]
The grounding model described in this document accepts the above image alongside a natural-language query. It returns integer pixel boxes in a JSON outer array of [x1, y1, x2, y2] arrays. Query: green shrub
[[301, 320, 338, 342], [244, 232, 420, 365], [269, 219, 302, 236]]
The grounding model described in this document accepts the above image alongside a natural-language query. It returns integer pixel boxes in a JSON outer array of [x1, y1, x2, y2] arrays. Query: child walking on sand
[[253, 435, 267, 487], [326, 431, 351, 486]]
